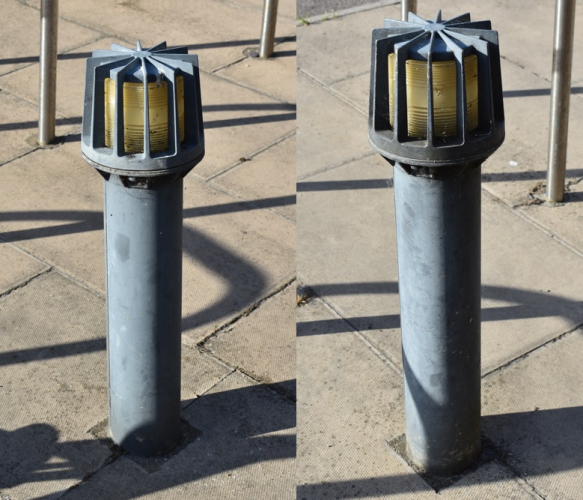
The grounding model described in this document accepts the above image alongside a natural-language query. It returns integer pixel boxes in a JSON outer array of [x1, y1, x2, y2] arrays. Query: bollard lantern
[[82, 41, 204, 457], [369, 12, 504, 475]]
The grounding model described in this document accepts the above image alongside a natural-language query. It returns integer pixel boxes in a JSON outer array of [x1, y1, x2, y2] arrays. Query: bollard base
[[387, 434, 497, 491], [90, 418, 200, 468], [406, 435, 481, 476]]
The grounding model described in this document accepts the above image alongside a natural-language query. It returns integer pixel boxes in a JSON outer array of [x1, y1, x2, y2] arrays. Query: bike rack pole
[[259, 0, 279, 58], [401, 0, 417, 21], [38, 0, 58, 146], [546, 0, 576, 203]]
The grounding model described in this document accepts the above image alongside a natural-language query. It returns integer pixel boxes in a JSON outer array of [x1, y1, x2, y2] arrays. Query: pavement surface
[[2, 0, 583, 499], [0, 0, 295, 499], [297, 0, 583, 499]]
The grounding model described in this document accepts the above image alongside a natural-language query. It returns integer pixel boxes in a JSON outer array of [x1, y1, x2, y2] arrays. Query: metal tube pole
[[546, 0, 576, 203], [38, 0, 58, 146], [259, 0, 279, 58], [394, 163, 482, 474], [105, 174, 183, 456], [401, 0, 417, 21]]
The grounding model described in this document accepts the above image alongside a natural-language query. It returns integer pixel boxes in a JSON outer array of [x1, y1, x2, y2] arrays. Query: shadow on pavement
[[0, 381, 295, 499], [298, 282, 583, 335], [0, 191, 297, 341], [0, 37, 296, 66], [297, 407, 583, 498], [0, 103, 296, 134]]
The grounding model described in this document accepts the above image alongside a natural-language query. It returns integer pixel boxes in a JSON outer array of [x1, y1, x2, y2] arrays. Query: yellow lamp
[[388, 53, 478, 139], [104, 76, 185, 153]]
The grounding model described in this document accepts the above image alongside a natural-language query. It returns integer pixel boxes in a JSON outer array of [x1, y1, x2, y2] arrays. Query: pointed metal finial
[[435, 10, 442, 23], [136, 40, 143, 51]]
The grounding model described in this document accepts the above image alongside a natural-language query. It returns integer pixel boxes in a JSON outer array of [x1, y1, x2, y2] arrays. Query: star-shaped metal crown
[[82, 41, 204, 177], [368, 11, 505, 167]]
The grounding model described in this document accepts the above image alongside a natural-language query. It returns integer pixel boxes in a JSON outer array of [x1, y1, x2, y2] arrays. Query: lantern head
[[369, 11, 504, 167], [82, 41, 204, 177]]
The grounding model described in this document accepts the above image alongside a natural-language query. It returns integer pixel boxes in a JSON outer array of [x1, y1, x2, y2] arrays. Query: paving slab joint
[[87, 418, 200, 474], [482, 324, 583, 379], [482, 187, 583, 260], [207, 129, 296, 182], [298, 282, 402, 375], [196, 277, 296, 346], [296, 0, 400, 26], [386, 433, 513, 492], [0, 144, 40, 169], [0, 265, 52, 300]]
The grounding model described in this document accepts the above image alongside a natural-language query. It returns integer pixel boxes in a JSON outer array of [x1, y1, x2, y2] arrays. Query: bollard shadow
[[0, 37, 296, 66], [503, 86, 583, 98], [297, 401, 583, 497], [298, 282, 583, 335], [0, 191, 294, 342], [0, 381, 295, 499]]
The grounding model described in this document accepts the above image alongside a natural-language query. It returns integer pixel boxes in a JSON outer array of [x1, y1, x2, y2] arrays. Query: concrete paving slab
[[0, 0, 101, 78], [0, 139, 295, 343], [195, 71, 296, 180], [0, 37, 121, 121], [479, 194, 583, 374], [297, 73, 371, 179], [297, 291, 541, 499], [297, 154, 401, 364], [204, 284, 295, 397], [182, 176, 295, 342], [415, 0, 583, 86], [216, 40, 297, 105], [0, 271, 111, 500], [180, 348, 234, 409], [0, 242, 49, 296], [0, 143, 105, 291], [481, 59, 583, 208], [440, 461, 540, 499], [21, 0, 295, 74], [482, 329, 583, 500], [1, 46, 295, 181], [297, 4, 400, 86], [519, 179, 583, 253], [0, 91, 40, 165], [61, 371, 295, 500], [298, 154, 583, 377], [239, 0, 297, 23], [330, 71, 369, 113], [212, 134, 296, 221], [297, 296, 435, 499]]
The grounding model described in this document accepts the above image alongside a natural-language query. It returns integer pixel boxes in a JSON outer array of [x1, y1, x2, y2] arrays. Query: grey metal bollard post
[[546, 0, 576, 203], [259, 0, 279, 58], [38, 0, 58, 146], [369, 11, 505, 475], [82, 41, 205, 457], [401, 0, 417, 21]]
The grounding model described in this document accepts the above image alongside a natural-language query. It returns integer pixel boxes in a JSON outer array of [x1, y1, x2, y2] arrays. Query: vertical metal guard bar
[[401, 0, 417, 21], [394, 162, 482, 475], [38, 0, 58, 146], [259, 0, 279, 58], [546, 0, 576, 203]]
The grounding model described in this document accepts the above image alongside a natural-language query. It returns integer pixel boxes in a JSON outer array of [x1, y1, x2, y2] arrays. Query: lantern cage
[[369, 11, 504, 167], [82, 41, 204, 177]]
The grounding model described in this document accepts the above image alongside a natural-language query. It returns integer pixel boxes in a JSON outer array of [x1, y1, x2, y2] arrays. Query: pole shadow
[[297, 282, 583, 335]]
